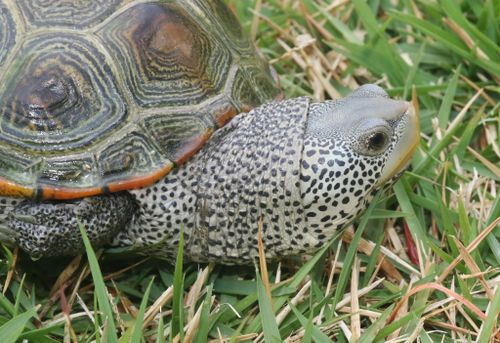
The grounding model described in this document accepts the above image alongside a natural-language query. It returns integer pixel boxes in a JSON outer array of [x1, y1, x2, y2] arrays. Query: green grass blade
[[437, 66, 460, 129], [78, 222, 118, 343], [351, 0, 382, 38], [290, 304, 331, 343], [193, 284, 213, 343], [333, 191, 381, 307], [171, 230, 184, 341], [12, 274, 26, 317], [403, 42, 426, 100], [393, 178, 428, 252], [358, 304, 394, 343], [389, 10, 500, 76], [245, 234, 337, 334], [18, 324, 64, 342], [440, 0, 500, 59], [486, 196, 500, 265], [0, 293, 15, 318], [311, 2, 361, 43], [289, 233, 339, 289], [255, 267, 281, 343], [477, 286, 500, 343], [156, 309, 165, 343], [131, 277, 154, 343], [373, 310, 420, 341], [0, 306, 37, 343]]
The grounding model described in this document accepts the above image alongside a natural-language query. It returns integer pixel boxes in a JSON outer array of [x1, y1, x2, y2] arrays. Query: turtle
[[0, 1, 420, 264]]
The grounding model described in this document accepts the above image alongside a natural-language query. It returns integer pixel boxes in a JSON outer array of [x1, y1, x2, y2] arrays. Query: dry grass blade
[[75, 294, 101, 336], [343, 227, 404, 281], [143, 286, 174, 327], [50, 255, 82, 297], [453, 237, 495, 300], [465, 144, 500, 178], [275, 279, 311, 325], [250, 0, 262, 41], [458, 75, 496, 106], [446, 88, 482, 134], [442, 18, 489, 60], [185, 264, 212, 321], [257, 217, 273, 311], [426, 319, 476, 336], [100, 257, 150, 280], [336, 277, 386, 310], [350, 256, 361, 340], [437, 217, 500, 284], [388, 282, 487, 324], [179, 295, 214, 343], [59, 287, 78, 343], [2, 246, 18, 295], [317, 242, 342, 324]]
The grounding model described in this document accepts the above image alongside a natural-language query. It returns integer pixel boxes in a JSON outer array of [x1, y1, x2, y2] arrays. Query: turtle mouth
[[375, 101, 420, 187]]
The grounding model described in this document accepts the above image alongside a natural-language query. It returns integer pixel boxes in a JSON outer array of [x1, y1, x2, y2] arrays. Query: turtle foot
[[7, 193, 137, 258]]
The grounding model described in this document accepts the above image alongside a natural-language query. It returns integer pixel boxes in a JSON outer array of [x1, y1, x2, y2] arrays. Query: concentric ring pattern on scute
[[0, 1, 16, 66], [98, 2, 232, 108], [0, 34, 127, 152], [16, 0, 125, 28]]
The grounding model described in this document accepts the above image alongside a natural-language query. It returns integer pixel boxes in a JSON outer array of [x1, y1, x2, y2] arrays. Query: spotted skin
[[115, 97, 309, 263], [0, 85, 419, 264], [5, 193, 136, 258]]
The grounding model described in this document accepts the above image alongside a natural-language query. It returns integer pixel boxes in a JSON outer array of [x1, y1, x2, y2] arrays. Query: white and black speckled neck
[[115, 97, 312, 264]]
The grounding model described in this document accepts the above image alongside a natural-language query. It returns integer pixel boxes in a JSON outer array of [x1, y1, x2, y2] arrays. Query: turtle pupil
[[368, 132, 387, 150]]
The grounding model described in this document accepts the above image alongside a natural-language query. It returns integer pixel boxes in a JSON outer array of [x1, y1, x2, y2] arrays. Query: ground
[[0, 1, 498, 342]]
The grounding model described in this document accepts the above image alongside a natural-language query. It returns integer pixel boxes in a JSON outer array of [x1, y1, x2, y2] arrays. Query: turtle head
[[301, 84, 419, 230]]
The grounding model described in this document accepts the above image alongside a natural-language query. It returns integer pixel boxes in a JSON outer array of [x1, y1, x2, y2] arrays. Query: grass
[[1, 0, 499, 341]]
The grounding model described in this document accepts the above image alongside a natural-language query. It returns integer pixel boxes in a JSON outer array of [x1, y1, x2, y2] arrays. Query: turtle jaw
[[375, 101, 420, 188]]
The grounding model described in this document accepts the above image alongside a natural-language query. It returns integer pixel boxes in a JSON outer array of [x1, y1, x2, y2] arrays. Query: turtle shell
[[0, 0, 280, 200]]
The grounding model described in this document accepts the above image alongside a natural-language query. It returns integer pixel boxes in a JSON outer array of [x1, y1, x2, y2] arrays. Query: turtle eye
[[356, 127, 391, 156], [367, 132, 389, 151]]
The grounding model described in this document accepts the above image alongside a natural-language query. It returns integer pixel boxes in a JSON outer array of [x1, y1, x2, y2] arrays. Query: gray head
[[301, 84, 419, 229]]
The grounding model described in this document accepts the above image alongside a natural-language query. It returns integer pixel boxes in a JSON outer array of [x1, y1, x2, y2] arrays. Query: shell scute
[[142, 113, 213, 165], [0, 34, 127, 152], [16, 0, 127, 28], [39, 156, 96, 188], [98, 130, 169, 183], [98, 2, 232, 108]]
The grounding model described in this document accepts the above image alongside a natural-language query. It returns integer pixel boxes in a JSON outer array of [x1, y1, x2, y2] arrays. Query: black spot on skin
[[301, 174, 311, 182]]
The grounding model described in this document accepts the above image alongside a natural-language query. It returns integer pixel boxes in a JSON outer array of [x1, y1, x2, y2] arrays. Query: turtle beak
[[376, 100, 420, 187]]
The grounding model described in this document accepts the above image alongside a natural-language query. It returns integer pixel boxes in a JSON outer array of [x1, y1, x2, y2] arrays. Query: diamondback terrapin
[[0, 1, 419, 264]]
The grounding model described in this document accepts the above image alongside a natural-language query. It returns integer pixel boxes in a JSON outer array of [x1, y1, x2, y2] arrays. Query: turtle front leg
[[4, 193, 137, 259]]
